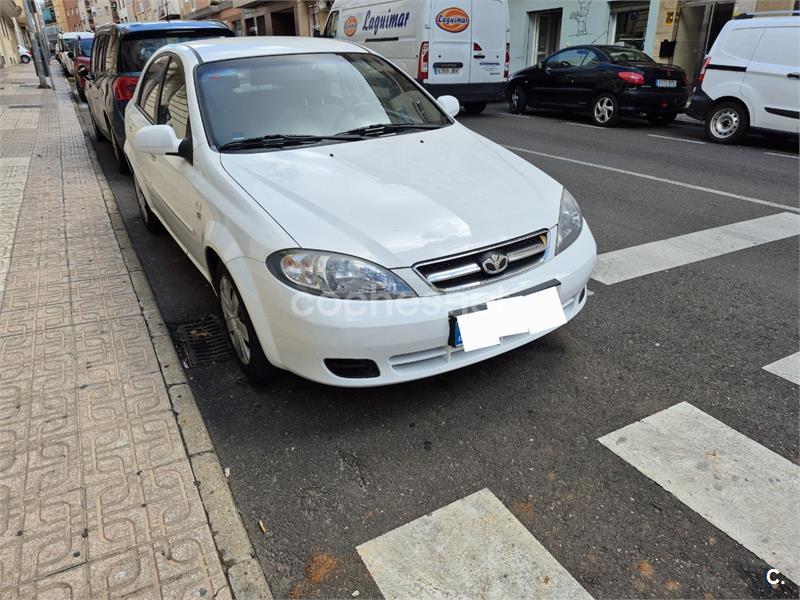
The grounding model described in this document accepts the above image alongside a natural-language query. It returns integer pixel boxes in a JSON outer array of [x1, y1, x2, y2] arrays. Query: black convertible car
[[507, 46, 688, 127]]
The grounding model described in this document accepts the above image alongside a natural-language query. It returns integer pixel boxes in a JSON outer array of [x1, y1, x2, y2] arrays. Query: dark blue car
[[82, 21, 234, 173]]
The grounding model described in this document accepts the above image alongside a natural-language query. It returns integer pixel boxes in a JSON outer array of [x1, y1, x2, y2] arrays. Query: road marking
[[599, 402, 800, 585], [647, 133, 706, 145], [505, 145, 800, 214], [563, 122, 605, 129], [763, 352, 800, 385], [592, 212, 800, 285], [764, 152, 799, 160], [357, 488, 593, 600], [496, 113, 533, 119]]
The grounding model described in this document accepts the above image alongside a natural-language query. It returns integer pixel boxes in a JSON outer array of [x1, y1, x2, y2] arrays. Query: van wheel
[[705, 101, 748, 144], [463, 102, 487, 115], [509, 85, 527, 114], [215, 264, 278, 383], [133, 173, 162, 233], [591, 93, 620, 127], [647, 112, 677, 126]]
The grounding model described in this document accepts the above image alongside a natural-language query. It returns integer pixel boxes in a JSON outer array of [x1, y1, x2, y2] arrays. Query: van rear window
[[119, 32, 227, 73]]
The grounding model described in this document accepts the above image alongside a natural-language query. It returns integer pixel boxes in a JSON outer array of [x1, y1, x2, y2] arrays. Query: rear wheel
[[705, 101, 748, 144], [591, 93, 621, 127], [647, 112, 677, 126], [463, 102, 487, 115], [215, 264, 278, 383], [133, 173, 162, 233], [109, 123, 131, 175], [77, 84, 86, 102], [90, 111, 107, 142], [509, 85, 527, 115], [20, 55, 31, 64]]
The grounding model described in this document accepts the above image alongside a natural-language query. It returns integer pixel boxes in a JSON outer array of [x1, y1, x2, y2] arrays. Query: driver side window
[[545, 48, 587, 69], [322, 11, 339, 38]]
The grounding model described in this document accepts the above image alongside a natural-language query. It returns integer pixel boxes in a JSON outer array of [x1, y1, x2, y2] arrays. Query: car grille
[[413, 230, 549, 292]]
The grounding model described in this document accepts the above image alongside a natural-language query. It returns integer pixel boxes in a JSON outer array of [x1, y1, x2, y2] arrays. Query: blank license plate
[[656, 79, 677, 88], [451, 286, 567, 352]]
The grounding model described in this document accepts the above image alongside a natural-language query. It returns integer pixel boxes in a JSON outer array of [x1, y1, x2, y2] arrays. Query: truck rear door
[[428, 0, 472, 88], [469, 0, 506, 86]]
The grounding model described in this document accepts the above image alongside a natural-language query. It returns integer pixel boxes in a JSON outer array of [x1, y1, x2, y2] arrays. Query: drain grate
[[173, 315, 232, 368], [8, 104, 42, 109], [18, 84, 40, 88]]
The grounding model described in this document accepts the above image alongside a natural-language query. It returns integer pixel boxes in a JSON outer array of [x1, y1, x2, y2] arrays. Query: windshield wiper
[[219, 133, 364, 151], [337, 123, 445, 137]]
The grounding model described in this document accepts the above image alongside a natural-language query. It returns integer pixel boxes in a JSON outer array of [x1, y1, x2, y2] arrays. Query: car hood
[[220, 124, 562, 268]]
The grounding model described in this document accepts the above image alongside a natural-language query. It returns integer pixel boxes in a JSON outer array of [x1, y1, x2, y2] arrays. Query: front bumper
[[619, 88, 689, 115], [235, 224, 596, 387]]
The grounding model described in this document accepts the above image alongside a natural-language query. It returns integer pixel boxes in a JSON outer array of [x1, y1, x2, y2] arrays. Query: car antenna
[[589, 30, 608, 45]]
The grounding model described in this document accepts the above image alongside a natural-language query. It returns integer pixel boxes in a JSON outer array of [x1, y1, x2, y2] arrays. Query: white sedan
[[124, 37, 596, 387]]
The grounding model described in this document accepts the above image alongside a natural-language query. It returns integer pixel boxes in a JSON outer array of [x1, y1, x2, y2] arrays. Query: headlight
[[556, 188, 583, 254], [267, 250, 416, 300]]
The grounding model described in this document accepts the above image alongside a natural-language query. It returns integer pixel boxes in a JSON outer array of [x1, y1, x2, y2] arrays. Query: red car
[[69, 35, 94, 102]]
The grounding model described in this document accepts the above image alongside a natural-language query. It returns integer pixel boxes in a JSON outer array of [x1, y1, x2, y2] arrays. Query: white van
[[321, 0, 509, 113], [686, 12, 799, 144]]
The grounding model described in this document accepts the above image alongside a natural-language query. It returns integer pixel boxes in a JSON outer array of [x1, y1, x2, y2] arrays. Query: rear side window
[[158, 58, 189, 139], [137, 55, 170, 122], [104, 36, 118, 73], [751, 27, 799, 68], [119, 31, 230, 73], [92, 35, 108, 72]]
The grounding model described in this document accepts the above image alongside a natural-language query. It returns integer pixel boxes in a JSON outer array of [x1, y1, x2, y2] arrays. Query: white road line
[[504, 145, 800, 214], [647, 133, 706, 145], [763, 352, 800, 385], [357, 488, 593, 600], [599, 402, 800, 584], [496, 113, 533, 119], [764, 152, 800, 160], [563, 121, 605, 129], [592, 212, 800, 285]]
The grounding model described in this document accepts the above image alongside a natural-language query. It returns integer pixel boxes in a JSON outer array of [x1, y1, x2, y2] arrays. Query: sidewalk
[[0, 65, 269, 598]]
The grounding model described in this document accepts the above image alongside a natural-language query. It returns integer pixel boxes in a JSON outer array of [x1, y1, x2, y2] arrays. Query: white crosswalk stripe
[[357, 488, 593, 600], [763, 352, 800, 385], [592, 212, 800, 285], [599, 402, 800, 584]]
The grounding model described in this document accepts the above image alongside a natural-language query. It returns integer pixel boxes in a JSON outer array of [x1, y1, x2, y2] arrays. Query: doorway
[[673, 2, 734, 78], [528, 9, 562, 66], [271, 8, 296, 36]]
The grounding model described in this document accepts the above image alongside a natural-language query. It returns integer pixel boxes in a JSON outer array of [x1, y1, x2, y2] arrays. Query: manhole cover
[[173, 315, 232, 368], [8, 104, 42, 109]]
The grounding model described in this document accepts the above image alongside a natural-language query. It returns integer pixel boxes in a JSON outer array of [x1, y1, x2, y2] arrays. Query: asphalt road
[[72, 90, 800, 600]]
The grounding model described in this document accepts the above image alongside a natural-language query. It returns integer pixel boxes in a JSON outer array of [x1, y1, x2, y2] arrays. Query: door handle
[[473, 53, 485, 59], [788, 73, 800, 79]]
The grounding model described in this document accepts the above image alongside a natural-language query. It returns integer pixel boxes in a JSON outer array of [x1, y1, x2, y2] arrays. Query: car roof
[[96, 20, 231, 36], [60, 31, 93, 38], [182, 36, 369, 63], [725, 15, 799, 28]]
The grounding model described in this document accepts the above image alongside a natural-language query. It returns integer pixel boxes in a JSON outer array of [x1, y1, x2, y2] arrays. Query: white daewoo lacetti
[[124, 37, 596, 387]]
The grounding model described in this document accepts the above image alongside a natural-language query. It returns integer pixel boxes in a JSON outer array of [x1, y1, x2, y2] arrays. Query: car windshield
[[604, 47, 654, 64], [120, 33, 225, 73], [197, 52, 451, 150]]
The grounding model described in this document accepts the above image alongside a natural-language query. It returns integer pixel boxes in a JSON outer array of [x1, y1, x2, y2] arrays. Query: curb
[[67, 78, 273, 600]]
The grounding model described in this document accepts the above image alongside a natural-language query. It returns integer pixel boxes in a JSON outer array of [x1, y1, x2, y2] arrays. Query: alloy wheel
[[709, 108, 739, 139], [511, 89, 520, 111], [594, 97, 614, 123], [134, 177, 148, 223], [220, 275, 251, 365]]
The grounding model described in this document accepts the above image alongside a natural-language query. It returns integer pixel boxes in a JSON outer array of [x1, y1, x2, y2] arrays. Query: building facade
[[0, 0, 22, 68]]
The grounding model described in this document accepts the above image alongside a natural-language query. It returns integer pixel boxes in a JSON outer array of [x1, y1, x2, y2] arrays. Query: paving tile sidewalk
[[0, 65, 269, 598]]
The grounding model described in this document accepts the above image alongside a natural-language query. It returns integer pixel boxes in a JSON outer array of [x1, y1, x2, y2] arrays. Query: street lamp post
[[21, 0, 50, 88]]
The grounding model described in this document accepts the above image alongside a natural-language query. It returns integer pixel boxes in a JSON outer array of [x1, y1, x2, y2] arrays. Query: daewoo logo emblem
[[480, 252, 509, 275], [343, 15, 358, 37], [435, 7, 470, 33]]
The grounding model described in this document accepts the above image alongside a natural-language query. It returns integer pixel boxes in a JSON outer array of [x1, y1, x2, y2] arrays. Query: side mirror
[[67, 51, 74, 60], [437, 95, 460, 118], [77, 65, 92, 80], [313, 29, 321, 38], [133, 125, 181, 156]]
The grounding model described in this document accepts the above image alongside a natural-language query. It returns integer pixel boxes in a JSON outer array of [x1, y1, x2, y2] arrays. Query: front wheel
[[77, 84, 86, 102], [133, 173, 162, 233], [216, 265, 279, 383], [509, 85, 527, 115], [647, 112, 677, 126], [705, 102, 749, 144], [463, 102, 487, 115], [591, 93, 621, 127]]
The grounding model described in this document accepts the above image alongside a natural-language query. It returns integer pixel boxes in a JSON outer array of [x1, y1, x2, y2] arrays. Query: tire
[[133, 173, 162, 233], [215, 264, 278, 383], [90, 111, 107, 143], [463, 102, 487, 115], [591, 93, 621, 127], [705, 101, 749, 144], [646, 112, 677, 126], [77, 84, 86, 102], [509, 85, 527, 115], [109, 124, 131, 175], [20, 55, 31, 64]]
